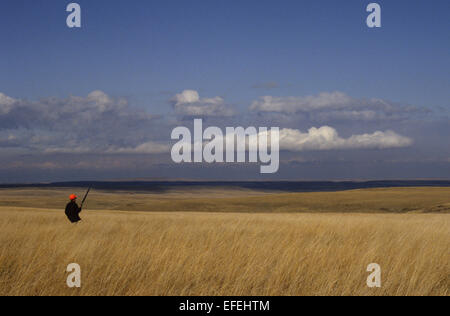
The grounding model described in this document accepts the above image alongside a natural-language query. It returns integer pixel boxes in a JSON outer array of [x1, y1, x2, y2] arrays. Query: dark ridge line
[[0, 180, 449, 193]]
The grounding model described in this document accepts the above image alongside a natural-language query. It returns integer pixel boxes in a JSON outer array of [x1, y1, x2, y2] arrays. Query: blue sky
[[0, 0, 449, 182]]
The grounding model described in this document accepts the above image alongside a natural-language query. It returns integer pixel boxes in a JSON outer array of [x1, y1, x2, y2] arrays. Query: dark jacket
[[65, 201, 82, 223]]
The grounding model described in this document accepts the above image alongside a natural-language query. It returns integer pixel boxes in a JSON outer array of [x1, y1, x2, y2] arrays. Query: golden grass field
[[0, 187, 448, 296]]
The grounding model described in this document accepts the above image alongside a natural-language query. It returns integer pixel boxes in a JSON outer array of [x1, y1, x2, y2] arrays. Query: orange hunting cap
[[69, 194, 77, 201]]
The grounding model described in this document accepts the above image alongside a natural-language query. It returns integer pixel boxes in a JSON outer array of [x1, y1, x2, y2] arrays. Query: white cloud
[[173, 90, 201, 104], [277, 126, 413, 151], [106, 142, 170, 154], [43, 141, 170, 155], [43, 146, 96, 154], [0, 92, 18, 114], [251, 92, 352, 113], [189, 125, 412, 153], [250, 91, 427, 122], [86, 90, 119, 112], [0, 91, 160, 153], [0, 91, 415, 158], [172, 90, 234, 117]]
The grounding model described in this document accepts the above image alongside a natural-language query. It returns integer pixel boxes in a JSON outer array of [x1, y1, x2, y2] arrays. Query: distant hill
[[0, 180, 449, 193]]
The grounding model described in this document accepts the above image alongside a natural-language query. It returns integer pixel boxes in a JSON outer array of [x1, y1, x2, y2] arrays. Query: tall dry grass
[[1, 187, 449, 213], [0, 207, 448, 296]]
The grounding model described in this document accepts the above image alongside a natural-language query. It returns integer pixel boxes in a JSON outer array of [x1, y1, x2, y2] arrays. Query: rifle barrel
[[81, 187, 91, 206]]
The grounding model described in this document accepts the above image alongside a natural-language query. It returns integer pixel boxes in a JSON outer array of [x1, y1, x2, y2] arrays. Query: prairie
[[0, 186, 449, 213], [0, 187, 448, 296]]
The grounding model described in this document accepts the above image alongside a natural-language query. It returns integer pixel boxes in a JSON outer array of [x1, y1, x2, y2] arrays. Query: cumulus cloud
[[250, 91, 427, 122], [0, 90, 156, 129], [277, 126, 413, 151], [0, 93, 17, 114], [222, 127, 412, 152], [171, 90, 234, 117], [0, 91, 160, 153], [0, 90, 415, 163], [193, 126, 412, 152]]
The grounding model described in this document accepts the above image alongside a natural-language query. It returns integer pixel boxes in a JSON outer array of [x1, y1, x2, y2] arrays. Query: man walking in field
[[65, 194, 82, 223]]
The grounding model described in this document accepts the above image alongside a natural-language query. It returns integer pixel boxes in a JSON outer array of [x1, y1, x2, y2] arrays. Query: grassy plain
[[0, 187, 448, 296]]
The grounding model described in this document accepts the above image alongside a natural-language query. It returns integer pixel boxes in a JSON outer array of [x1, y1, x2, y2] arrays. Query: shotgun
[[81, 186, 91, 209]]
